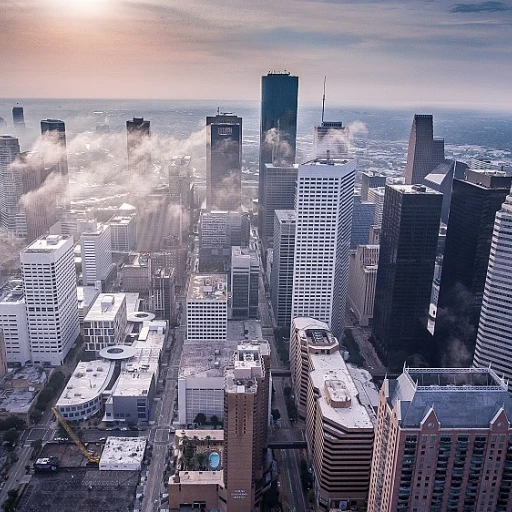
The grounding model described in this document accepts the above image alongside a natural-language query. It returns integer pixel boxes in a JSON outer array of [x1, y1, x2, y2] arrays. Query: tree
[[30, 410, 43, 424], [210, 415, 219, 429], [307, 489, 316, 506], [271, 409, 281, 423], [204, 435, 211, 448], [283, 386, 293, 398], [3, 429, 20, 445], [194, 412, 206, 426]]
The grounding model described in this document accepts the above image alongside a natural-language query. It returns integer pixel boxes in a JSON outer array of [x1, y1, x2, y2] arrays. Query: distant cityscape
[[0, 72, 512, 512]]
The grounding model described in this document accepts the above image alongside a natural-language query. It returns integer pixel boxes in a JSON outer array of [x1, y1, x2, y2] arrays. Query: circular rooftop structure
[[99, 345, 138, 361], [127, 311, 155, 323]]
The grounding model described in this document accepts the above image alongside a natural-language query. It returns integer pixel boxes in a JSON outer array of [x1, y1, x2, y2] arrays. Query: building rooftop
[[0, 388, 37, 414], [175, 471, 224, 485], [23, 234, 71, 253], [309, 351, 376, 430], [302, 157, 351, 166], [1, 365, 47, 387], [0, 280, 24, 303], [179, 339, 238, 379], [227, 320, 263, 341], [389, 184, 442, 195], [109, 215, 135, 226], [388, 367, 512, 429], [275, 210, 296, 223], [85, 294, 126, 322], [57, 360, 115, 408], [292, 317, 329, 333], [225, 341, 269, 395], [99, 436, 146, 468], [302, 328, 338, 349], [77, 286, 100, 311], [187, 273, 227, 301]]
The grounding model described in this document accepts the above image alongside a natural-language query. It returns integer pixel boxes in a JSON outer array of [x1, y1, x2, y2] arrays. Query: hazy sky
[[1, 0, 512, 109]]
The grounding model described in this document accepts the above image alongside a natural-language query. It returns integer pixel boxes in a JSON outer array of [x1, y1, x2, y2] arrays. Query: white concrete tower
[[20, 234, 80, 365], [291, 158, 356, 337], [80, 221, 113, 286], [473, 191, 512, 387]]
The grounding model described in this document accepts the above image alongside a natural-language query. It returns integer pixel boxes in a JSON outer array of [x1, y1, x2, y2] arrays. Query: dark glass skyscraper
[[372, 184, 442, 369], [434, 169, 512, 364], [12, 106, 25, 137], [404, 114, 444, 185], [126, 117, 151, 176], [206, 113, 242, 211], [258, 72, 298, 241]]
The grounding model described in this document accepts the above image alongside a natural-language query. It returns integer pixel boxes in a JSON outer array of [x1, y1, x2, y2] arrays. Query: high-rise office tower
[[367, 186, 386, 227], [291, 158, 356, 338], [0, 118, 7, 133], [80, 221, 113, 286], [368, 367, 512, 512], [126, 117, 151, 176], [434, 169, 512, 364], [223, 341, 270, 512], [259, 72, 298, 237], [258, 163, 297, 243], [41, 119, 69, 208], [348, 245, 379, 327], [186, 273, 228, 342], [271, 210, 295, 327], [230, 246, 259, 319], [0, 136, 22, 234], [41, 119, 68, 176], [20, 234, 80, 366], [206, 113, 242, 211], [423, 159, 469, 224], [12, 106, 25, 137], [404, 114, 444, 185], [351, 194, 376, 249], [361, 171, 386, 202], [474, 192, 512, 388], [313, 121, 348, 159], [372, 184, 442, 368]]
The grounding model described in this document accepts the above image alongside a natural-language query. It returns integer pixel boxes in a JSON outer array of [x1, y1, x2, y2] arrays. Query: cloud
[[450, 1, 512, 12]]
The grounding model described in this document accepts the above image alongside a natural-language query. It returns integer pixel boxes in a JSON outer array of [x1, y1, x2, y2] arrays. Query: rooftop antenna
[[321, 76, 327, 125]]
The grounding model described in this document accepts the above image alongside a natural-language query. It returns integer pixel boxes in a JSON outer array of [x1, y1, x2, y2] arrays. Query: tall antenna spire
[[321, 76, 327, 124]]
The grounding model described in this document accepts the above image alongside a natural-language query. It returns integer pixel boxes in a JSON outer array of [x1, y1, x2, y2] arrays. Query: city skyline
[[1, 0, 511, 110]]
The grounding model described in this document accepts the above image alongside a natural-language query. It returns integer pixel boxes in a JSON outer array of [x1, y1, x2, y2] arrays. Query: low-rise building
[[83, 293, 127, 353], [55, 360, 115, 421], [99, 436, 147, 471]]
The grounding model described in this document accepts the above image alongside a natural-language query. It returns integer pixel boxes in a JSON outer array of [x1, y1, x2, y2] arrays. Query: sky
[[1, 0, 512, 109]]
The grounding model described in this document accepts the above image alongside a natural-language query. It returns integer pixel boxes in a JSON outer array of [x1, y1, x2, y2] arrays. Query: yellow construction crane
[[51, 407, 101, 464]]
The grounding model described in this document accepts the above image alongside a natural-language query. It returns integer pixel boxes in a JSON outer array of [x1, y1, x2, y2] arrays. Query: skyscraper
[[434, 169, 512, 364], [41, 119, 69, 208], [259, 72, 298, 237], [230, 246, 259, 319], [12, 106, 25, 137], [20, 234, 80, 366], [271, 210, 296, 328], [80, 221, 113, 286], [360, 171, 386, 202], [206, 113, 242, 211], [372, 184, 442, 368], [368, 367, 512, 512], [351, 194, 376, 249], [313, 121, 348, 159], [223, 341, 270, 512], [126, 117, 151, 176], [404, 114, 444, 185], [0, 136, 22, 234], [258, 163, 297, 243], [473, 192, 512, 388], [291, 158, 356, 338]]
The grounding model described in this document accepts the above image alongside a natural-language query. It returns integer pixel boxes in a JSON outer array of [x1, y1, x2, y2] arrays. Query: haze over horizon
[[1, 0, 512, 111]]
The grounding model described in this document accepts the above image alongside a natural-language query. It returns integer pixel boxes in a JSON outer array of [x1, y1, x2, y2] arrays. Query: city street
[[140, 325, 185, 512]]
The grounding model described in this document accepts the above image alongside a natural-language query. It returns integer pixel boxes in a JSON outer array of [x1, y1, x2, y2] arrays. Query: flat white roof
[[85, 293, 126, 322], [176, 471, 223, 484], [309, 351, 375, 430], [99, 436, 146, 468], [23, 234, 70, 253], [57, 360, 114, 408], [77, 286, 100, 309]]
